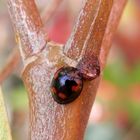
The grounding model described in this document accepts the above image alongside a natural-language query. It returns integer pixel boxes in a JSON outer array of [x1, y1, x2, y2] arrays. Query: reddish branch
[[64, 0, 113, 60], [100, 0, 127, 68], [0, 0, 63, 83], [7, 0, 47, 60], [7, 0, 127, 139], [0, 48, 20, 84]]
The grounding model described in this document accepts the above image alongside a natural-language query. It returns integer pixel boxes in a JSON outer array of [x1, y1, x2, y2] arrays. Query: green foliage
[[129, 64, 140, 84], [103, 61, 140, 87], [126, 100, 140, 124], [103, 60, 128, 87], [103, 59, 140, 126], [10, 86, 28, 111]]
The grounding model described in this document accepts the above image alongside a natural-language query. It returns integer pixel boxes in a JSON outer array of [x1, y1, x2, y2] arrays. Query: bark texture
[[7, 0, 127, 139]]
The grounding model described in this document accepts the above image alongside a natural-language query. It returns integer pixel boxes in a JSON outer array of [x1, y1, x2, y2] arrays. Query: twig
[[0, 0, 62, 83], [7, 0, 47, 60], [64, 0, 113, 60], [0, 48, 20, 84], [100, 0, 127, 68]]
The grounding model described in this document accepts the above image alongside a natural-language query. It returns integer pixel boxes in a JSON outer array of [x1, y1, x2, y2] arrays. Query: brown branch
[[100, 0, 127, 68], [22, 1, 126, 140], [7, 0, 47, 60], [64, 0, 113, 60], [1, 1, 60, 83], [0, 48, 20, 84], [8, 0, 127, 139]]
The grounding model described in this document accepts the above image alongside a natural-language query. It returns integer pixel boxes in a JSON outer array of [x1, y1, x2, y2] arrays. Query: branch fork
[[7, 0, 127, 139]]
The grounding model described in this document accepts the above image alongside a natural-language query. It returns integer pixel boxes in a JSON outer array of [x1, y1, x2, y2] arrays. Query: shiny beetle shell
[[51, 67, 83, 104]]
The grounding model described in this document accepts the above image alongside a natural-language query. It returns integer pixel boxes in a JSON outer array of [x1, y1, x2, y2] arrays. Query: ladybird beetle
[[51, 67, 83, 104]]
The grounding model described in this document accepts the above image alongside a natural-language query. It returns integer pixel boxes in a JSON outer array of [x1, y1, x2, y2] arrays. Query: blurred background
[[0, 0, 140, 140]]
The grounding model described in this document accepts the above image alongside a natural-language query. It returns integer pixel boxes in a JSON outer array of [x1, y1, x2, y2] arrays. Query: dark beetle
[[51, 67, 83, 104]]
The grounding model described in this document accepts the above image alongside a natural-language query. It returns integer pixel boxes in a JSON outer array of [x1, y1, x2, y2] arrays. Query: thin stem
[[7, 0, 47, 60], [100, 0, 127, 68], [1, 0, 61, 82], [64, 0, 113, 60], [0, 48, 20, 84]]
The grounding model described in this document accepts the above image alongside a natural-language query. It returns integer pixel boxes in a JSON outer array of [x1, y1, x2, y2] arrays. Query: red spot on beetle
[[51, 87, 57, 94], [59, 93, 67, 99], [72, 85, 80, 92]]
